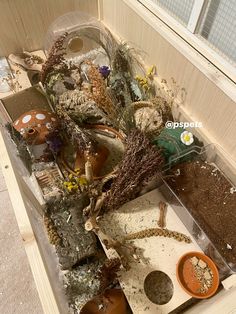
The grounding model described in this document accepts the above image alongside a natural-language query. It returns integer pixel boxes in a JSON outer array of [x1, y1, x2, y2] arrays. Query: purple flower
[[99, 66, 110, 79], [46, 131, 63, 154]]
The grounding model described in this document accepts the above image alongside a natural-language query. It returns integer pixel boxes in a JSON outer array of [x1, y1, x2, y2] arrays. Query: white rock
[[198, 259, 207, 269], [191, 256, 199, 266], [230, 187, 236, 194], [204, 271, 211, 280]]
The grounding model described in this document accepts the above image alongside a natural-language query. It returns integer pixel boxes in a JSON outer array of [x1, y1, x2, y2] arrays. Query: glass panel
[[198, 0, 236, 65], [150, 0, 195, 25]]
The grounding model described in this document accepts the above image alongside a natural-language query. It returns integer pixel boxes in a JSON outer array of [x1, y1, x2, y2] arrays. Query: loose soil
[[166, 160, 236, 268]]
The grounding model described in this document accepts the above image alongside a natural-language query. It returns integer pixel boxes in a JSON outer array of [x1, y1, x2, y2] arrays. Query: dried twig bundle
[[40, 32, 68, 84], [103, 129, 164, 212], [124, 228, 191, 243]]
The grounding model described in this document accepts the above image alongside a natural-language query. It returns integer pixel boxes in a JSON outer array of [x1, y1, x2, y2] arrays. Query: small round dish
[[176, 251, 219, 299]]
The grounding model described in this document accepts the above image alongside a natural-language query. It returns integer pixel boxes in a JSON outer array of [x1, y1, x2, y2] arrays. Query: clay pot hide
[[13, 109, 58, 159], [80, 289, 127, 314], [13, 109, 58, 145], [75, 144, 109, 177]]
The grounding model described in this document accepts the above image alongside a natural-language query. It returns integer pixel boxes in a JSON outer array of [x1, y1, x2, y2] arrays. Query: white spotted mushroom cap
[[13, 109, 58, 145]]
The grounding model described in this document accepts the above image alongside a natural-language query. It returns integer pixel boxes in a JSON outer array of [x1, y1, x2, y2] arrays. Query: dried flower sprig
[[135, 65, 156, 96], [40, 32, 68, 84], [103, 129, 164, 212], [158, 77, 187, 109], [86, 61, 117, 121], [2, 68, 22, 92]]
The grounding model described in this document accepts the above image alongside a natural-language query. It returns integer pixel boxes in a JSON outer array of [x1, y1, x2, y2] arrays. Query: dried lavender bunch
[[103, 129, 164, 212], [40, 32, 68, 84]]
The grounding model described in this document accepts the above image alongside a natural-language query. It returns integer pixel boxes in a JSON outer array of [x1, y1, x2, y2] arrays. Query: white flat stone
[[100, 188, 202, 314]]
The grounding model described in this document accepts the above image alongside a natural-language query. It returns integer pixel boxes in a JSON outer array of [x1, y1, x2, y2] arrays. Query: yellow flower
[[75, 168, 80, 174], [135, 75, 142, 81], [77, 177, 88, 186], [147, 65, 156, 78], [67, 186, 73, 192], [142, 78, 148, 85]]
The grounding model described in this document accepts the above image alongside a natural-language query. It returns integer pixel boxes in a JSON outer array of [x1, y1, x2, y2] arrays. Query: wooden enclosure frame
[[0, 0, 236, 312]]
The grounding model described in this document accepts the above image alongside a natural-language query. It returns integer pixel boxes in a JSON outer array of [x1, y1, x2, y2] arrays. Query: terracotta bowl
[[80, 289, 127, 314], [176, 251, 219, 299]]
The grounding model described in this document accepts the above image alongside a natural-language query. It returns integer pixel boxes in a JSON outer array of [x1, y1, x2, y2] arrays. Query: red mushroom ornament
[[13, 109, 58, 159]]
